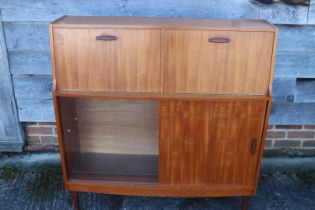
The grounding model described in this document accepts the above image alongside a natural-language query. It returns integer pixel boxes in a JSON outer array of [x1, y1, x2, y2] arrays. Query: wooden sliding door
[[159, 100, 267, 188]]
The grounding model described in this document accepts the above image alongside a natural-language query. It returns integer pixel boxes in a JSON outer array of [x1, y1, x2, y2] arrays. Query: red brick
[[41, 136, 58, 144], [26, 136, 41, 144], [287, 131, 315, 139], [26, 127, 53, 135], [304, 125, 315, 129], [275, 125, 302, 129], [274, 140, 301, 147], [266, 131, 286, 138], [264, 139, 273, 148], [303, 140, 315, 147]]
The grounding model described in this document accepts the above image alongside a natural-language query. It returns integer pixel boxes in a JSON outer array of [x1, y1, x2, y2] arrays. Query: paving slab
[[0, 153, 314, 210]]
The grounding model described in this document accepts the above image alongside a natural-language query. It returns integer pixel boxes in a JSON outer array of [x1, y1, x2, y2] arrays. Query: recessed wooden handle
[[208, 37, 230, 43], [96, 35, 118, 41], [250, 138, 257, 155]]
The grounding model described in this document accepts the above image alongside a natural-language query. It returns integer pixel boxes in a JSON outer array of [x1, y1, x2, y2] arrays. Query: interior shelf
[[69, 153, 158, 183]]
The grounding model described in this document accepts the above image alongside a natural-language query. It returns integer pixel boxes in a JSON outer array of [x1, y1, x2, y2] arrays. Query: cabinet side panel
[[159, 100, 267, 187]]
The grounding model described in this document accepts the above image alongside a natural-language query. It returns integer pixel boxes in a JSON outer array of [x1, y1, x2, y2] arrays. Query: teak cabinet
[[50, 16, 277, 210]]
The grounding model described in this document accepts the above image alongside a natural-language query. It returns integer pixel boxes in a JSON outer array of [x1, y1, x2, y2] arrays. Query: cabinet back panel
[[163, 30, 274, 95], [159, 100, 267, 187], [76, 99, 158, 155], [53, 28, 161, 92]]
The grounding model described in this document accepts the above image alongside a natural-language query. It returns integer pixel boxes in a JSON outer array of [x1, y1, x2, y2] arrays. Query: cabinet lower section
[[54, 93, 269, 198]]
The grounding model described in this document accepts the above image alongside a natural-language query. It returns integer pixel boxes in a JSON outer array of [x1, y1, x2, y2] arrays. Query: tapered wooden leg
[[71, 191, 80, 210], [242, 196, 250, 210]]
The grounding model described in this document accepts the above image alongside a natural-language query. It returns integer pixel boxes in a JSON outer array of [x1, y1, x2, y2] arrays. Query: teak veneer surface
[[52, 16, 276, 31], [53, 28, 161, 92], [160, 100, 266, 187], [164, 30, 274, 94]]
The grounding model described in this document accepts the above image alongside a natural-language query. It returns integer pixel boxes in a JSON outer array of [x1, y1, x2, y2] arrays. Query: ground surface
[[0, 153, 314, 210]]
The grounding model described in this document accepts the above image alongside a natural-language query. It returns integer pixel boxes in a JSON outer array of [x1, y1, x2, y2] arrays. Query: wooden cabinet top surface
[[51, 16, 276, 32]]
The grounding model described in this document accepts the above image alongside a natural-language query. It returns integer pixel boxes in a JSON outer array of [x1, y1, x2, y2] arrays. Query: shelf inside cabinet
[[70, 153, 158, 183]]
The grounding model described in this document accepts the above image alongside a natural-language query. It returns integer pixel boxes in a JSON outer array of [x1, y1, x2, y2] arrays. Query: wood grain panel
[[53, 28, 161, 92], [159, 100, 267, 187], [75, 98, 159, 155], [163, 30, 274, 95]]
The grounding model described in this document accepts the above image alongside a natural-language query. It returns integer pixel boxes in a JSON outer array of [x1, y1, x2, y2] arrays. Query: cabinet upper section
[[50, 16, 277, 95]]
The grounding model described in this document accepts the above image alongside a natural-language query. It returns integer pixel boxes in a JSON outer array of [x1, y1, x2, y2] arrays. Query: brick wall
[[23, 122, 58, 152], [266, 125, 315, 148], [23, 122, 315, 155]]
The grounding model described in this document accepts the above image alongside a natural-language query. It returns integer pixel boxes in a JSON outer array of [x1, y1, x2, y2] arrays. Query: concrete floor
[[0, 153, 314, 210]]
